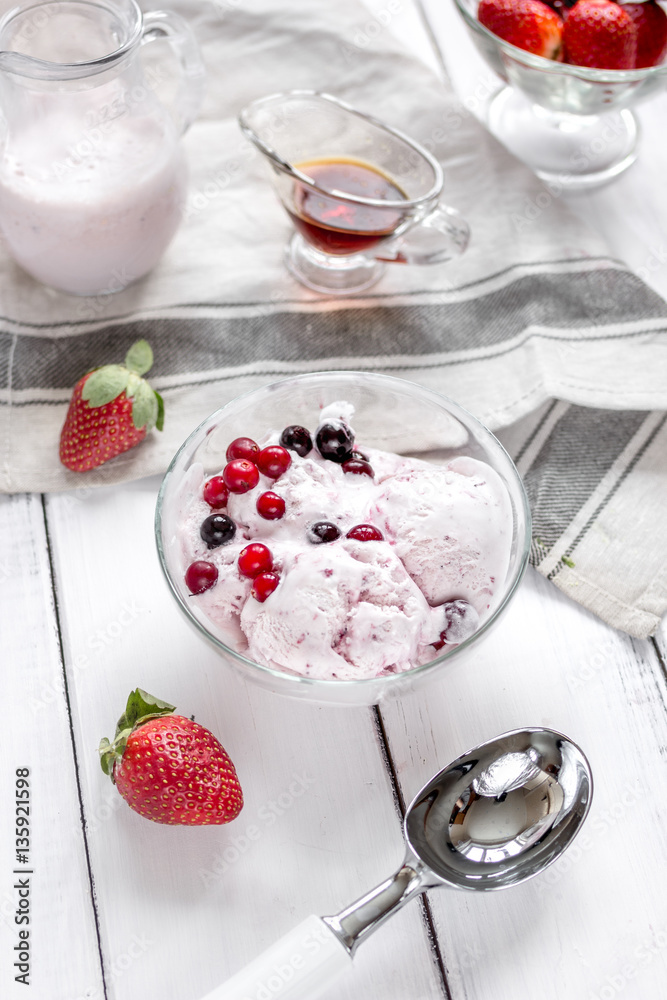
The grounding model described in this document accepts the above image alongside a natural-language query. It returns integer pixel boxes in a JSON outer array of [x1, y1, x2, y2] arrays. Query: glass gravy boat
[[239, 91, 470, 294], [0, 0, 204, 296]]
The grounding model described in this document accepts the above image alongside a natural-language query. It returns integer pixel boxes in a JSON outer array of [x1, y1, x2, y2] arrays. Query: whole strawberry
[[478, 0, 563, 59], [59, 339, 164, 472], [99, 689, 244, 826], [622, 0, 667, 68], [563, 0, 637, 69]]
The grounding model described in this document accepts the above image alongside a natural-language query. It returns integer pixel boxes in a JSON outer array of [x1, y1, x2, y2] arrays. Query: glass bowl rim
[[155, 370, 532, 695], [454, 0, 667, 83]]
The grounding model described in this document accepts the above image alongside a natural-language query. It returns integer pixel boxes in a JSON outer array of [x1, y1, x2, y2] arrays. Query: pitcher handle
[[141, 10, 205, 134], [377, 202, 470, 266]]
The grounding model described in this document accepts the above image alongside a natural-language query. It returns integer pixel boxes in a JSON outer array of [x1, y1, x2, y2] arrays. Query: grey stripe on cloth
[[1, 0, 666, 640], [3, 267, 667, 395], [521, 406, 650, 558], [511, 406, 667, 638]]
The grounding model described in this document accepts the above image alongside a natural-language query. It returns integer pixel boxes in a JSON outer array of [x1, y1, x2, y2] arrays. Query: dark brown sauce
[[289, 157, 408, 255]]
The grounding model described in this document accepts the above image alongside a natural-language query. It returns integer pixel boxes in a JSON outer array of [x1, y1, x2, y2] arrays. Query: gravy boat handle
[[378, 202, 470, 266]]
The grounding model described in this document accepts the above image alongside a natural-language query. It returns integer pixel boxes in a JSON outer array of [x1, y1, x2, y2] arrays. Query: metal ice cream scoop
[[204, 728, 593, 1000]]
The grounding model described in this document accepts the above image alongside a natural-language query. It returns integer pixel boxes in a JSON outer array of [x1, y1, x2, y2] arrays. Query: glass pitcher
[[0, 0, 204, 296]]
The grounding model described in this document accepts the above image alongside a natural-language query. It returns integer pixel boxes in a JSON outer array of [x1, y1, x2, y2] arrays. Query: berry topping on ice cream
[[203, 476, 229, 509], [256, 445, 292, 479], [316, 419, 355, 463], [256, 491, 286, 520], [252, 572, 280, 603], [280, 424, 313, 457], [185, 560, 218, 595], [238, 543, 273, 579], [433, 599, 481, 649], [342, 458, 374, 478], [226, 437, 259, 462], [441, 599, 480, 642], [308, 521, 342, 544], [174, 401, 513, 681], [346, 523, 384, 542], [200, 513, 236, 549], [223, 459, 260, 493]]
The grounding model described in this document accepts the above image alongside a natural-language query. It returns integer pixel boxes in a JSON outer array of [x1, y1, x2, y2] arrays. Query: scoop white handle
[[201, 915, 351, 1000]]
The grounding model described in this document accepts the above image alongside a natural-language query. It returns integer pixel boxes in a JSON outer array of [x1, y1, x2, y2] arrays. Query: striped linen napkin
[[1, 0, 666, 638]]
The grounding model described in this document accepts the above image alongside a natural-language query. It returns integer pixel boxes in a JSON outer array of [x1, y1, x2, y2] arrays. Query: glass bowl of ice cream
[[453, 0, 667, 188], [156, 372, 530, 706]]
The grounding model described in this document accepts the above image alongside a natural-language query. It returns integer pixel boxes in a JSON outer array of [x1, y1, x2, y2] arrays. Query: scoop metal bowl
[[205, 727, 593, 1000]]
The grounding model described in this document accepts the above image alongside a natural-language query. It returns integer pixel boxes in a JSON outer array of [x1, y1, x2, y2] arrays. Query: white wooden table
[[2, 3, 667, 999]]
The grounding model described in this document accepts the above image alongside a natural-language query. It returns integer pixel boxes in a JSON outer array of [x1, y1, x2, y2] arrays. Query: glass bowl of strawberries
[[454, 0, 667, 187]]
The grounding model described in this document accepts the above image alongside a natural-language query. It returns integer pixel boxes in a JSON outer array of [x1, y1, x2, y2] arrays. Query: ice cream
[[174, 402, 513, 681]]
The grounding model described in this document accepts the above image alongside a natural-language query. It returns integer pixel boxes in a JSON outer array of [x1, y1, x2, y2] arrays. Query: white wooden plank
[[380, 567, 667, 1000], [654, 617, 667, 663], [0, 493, 104, 1000], [44, 476, 446, 1000]]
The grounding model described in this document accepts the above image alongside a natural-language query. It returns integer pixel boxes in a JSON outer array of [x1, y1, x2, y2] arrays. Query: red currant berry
[[238, 543, 273, 578], [226, 437, 259, 462], [256, 491, 286, 520], [342, 459, 374, 478], [251, 571, 280, 602], [223, 459, 260, 494], [256, 445, 292, 479], [346, 523, 384, 542], [202, 476, 229, 508], [185, 560, 218, 594]]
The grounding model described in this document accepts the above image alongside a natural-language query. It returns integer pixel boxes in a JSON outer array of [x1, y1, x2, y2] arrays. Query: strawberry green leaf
[[98, 738, 114, 776], [131, 380, 158, 431], [101, 690, 175, 782], [116, 688, 175, 735], [125, 340, 153, 377], [82, 365, 129, 408], [155, 391, 165, 433], [98, 736, 124, 780], [125, 371, 142, 401]]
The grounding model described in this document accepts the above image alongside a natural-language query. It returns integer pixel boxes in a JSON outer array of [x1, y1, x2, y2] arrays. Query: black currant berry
[[315, 420, 354, 463], [307, 521, 341, 544], [200, 514, 236, 549], [440, 599, 480, 644], [280, 425, 313, 457]]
